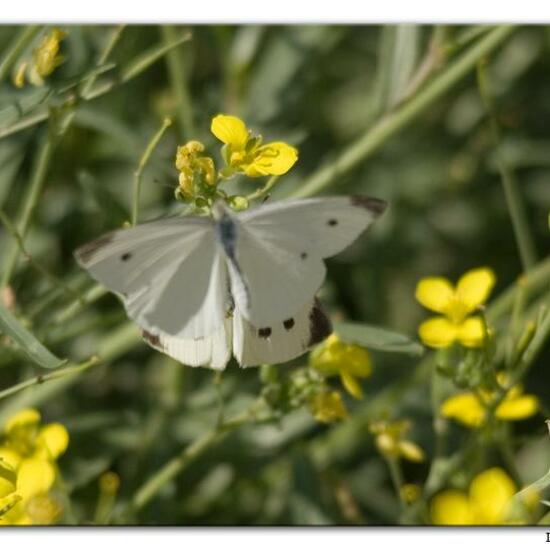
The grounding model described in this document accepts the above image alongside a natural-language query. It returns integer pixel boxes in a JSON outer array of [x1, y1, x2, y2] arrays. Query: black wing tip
[[308, 299, 333, 347], [74, 233, 115, 265], [350, 196, 388, 216]]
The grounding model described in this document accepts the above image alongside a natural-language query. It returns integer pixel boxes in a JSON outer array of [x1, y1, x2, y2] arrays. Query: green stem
[[0, 25, 42, 83], [386, 457, 406, 513], [1, 134, 55, 288], [246, 175, 279, 202], [0, 356, 99, 401], [80, 25, 125, 98], [476, 59, 537, 272], [514, 469, 550, 504], [126, 400, 264, 517], [486, 255, 550, 322], [1, 26, 127, 288], [132, 117, 172, 225], [161, 26, 195, 140], [291, 25, 515, 199], [0, 32, 190, 141], [0, 209, 84, 306]]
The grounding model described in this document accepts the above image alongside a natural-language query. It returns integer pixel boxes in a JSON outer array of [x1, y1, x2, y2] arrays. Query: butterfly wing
[[229, 196, 387, 327], [139, 318, 233, 370], [75, 216, 228, 339], [233, 298, 332, 367]]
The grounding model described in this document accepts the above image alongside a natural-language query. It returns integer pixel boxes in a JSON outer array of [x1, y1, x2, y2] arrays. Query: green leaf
[[120, 32, 192, 84], [334, 321, 424, 356], [0, 301, 65, 369]]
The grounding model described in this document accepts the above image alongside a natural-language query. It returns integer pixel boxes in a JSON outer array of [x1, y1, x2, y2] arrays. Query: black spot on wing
[[74, 232, 115, 264], [121, 252, 132, 261], [328, 219, 338, 226], [142, 330, 163, 350], [308, 299, 332, 347], [350, 196, 388, 216], [300, 252, 308, 260], [258, 327, 272, 339], [283, 318, 295, 330]]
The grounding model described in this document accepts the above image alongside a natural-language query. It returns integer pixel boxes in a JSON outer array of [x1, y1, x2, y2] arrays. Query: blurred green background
[[0, 25, 548, 525]]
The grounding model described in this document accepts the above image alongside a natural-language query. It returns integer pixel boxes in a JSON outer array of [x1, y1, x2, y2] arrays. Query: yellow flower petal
[[418, 317, 457, 348], [210, 114, 248, 149], [0, 447, 22, 470], [309, 391, 348, 424], [496, 395, 538, 421], [440, 393, 485, 427], [244, 142, 298, 177], [431, 490, 473, 525], [0, 458, 17, 499], [4, 409, 40, 435], [398, 440, 425, 462], [456, 267, 496, 315], [340, 369, 364, 400], [469, 468, 516, 524], [37, 423, 69, 460], [456, 316, 485, 347], [16, 458, 55, 501], [345, 347, 372, 377], [415, 277, 454, 314]]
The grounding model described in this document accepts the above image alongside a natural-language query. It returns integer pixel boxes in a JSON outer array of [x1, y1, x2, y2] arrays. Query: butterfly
[[75, 195, 387, 370]]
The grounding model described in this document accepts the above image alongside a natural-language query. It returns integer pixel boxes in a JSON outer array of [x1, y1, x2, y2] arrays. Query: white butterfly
[[75, 196, 387, 370]]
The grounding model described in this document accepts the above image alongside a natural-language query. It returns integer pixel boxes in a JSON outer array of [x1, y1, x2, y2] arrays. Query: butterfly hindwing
[[139, 318, 233, 370], [233, 298, 332, 367]]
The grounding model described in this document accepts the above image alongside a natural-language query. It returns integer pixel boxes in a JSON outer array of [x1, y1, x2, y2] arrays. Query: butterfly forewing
[[231, 196, 387, 326], [75, 216, 228, 339]]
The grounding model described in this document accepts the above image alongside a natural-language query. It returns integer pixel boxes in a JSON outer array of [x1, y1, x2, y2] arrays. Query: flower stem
[[161, 26, 195, 141], [125, 399, 265, 518], [246, 175, 279, 202], [0, 356, 100, 401], [132, 117, 172, 226], [1, 134, 55, 289], [0, 208, 85, 306], [476, 59, 537, 272], [0, 25, 42, 83], [291, 25, 515, 199], [386, 457, 406, 513]]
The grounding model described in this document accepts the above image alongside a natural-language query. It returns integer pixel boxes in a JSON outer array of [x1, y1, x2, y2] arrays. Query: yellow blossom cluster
[[416, 267, 495, 349], [441, 374, 538, 428], [0, 409, 68, 525], [13, 28, 66, 88], [174, 114, 298, 207], [369, 419, 425, 463], [431, 467, 537, 525], [309, 333, 372, 400]]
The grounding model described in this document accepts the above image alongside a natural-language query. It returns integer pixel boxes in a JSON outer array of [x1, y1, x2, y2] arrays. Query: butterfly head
[[212, 200, 234, 221]]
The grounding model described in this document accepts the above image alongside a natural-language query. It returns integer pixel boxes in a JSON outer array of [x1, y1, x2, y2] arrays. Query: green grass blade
[[0, 301, 64, 369]]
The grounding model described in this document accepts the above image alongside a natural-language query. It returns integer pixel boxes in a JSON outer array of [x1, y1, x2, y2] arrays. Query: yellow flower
[[309, 391, 348, 424], [416, 267, 496, 348], [309, 333, 372, 399], [369, 419, 425, 463], [211, 114, 298, 177], [0, 409, 68, 525], [441, 377, 538, 428], [12, 28, 66, 88], [175, 140, 217, 201], [431, 468, 535, 525], [33, 28, 66, 79]]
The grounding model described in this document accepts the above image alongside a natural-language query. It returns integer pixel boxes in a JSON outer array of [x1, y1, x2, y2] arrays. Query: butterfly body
[[75, 196, 387, 369]]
